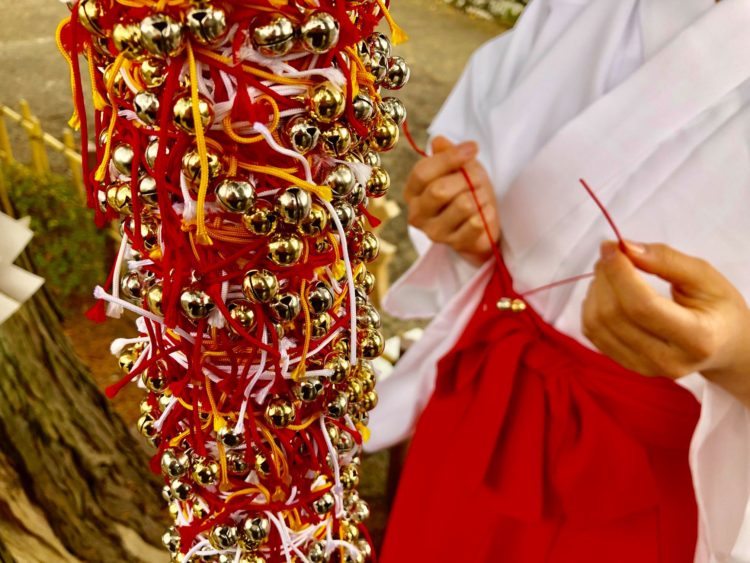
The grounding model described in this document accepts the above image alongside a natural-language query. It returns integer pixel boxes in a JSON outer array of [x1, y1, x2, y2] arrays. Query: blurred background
[[0, 1, 520, 561]]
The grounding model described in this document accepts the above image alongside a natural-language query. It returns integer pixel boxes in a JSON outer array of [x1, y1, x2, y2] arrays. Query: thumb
[[623, 241, 723, 297], [431, 135, 456, 154]]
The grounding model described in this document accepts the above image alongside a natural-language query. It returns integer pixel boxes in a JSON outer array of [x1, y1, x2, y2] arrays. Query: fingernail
[[600, 241, 617, 261], [457, 142, 478, 159], [624, 240, 647, 255]]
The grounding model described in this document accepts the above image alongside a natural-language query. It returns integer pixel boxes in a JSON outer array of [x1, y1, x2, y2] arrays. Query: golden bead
[[173, 95, 213, 134], [267, 234, 304, 267], [242, 269, 279, 304], [311, 82, 346, 124]]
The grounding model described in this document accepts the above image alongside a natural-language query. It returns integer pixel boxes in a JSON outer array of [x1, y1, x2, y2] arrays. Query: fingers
[[431, 135, 455, 154], [597, 242, 703, 350], [623, 241, 726, 299], [405, 139, 478, 201], [407, 171, 469, 223]]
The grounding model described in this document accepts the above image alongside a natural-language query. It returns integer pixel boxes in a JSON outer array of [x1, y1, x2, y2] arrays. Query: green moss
[[1, 164, 108, 311]]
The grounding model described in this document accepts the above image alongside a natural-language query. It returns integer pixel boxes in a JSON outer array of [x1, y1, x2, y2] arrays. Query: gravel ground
[[1, 0, 502, 551]]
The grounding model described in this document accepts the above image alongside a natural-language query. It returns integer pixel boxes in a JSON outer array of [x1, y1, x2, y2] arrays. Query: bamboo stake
[[62, 129, 83, 196], [18, 100, 45, 174], [0, 113, 12, 165]]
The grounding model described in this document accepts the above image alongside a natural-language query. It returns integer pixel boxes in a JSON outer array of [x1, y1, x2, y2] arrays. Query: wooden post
[[0, 111, 12, 165], [62, 128, 83, 195], [19, 99, 49, 175]]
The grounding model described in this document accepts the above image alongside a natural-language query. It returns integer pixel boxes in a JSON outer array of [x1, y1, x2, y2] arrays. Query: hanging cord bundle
[[59, 0, 410, 561]]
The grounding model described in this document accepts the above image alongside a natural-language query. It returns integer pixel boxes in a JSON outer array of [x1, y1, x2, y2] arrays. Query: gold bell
[[267, 234, 304, 267], [264, 397, 296, 428], [251, 14, 296, 57], [298, 204, 329, 237], [366, 167, 390, 198], [357, 231, 380, 262], [111, 143, 134, 176], [146, 282, 164, 316], [111, 22, 144, 60], [186, 5, 228, 45], [276, 186, 313, 223], [300, 11, 340, 54], [139, 58, 166, 89], [268, 292, 301, 322], [140, 14, 185, 58], [181, 147, 224, 184], [133, 90, 160, 126], [173, 95, 213, 134], [320, 124, 353, 156], [242, 203, 278, 236], [191, 459, 220, 487], [285, 116, 320, 154], [227, 300, 257, 332], [77, 0, 105, 36], [369, 116, 400, 152], [242, 269, 279, 303], [497, 297, 527, 313], [311, 82, 346, 124]]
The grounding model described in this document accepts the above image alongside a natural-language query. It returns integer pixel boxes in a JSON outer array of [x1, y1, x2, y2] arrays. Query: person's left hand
[[582, 241, 750, 405]]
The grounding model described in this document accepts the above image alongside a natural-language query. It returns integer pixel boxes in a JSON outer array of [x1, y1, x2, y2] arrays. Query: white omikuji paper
[[0, 212, 44, 325]]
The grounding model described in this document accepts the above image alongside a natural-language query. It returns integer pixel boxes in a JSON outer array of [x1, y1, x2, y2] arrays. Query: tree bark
[[0, 252, 168, 563]]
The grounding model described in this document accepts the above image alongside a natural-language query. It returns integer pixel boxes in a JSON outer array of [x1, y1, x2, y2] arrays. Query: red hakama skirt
[[379, 262, 700, 563]]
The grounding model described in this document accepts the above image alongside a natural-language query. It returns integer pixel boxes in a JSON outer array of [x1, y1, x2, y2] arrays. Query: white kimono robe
[[368, 0, 750, 561]]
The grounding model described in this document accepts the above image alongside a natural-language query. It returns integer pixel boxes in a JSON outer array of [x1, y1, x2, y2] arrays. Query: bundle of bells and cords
[[58, 0, 409, 561]]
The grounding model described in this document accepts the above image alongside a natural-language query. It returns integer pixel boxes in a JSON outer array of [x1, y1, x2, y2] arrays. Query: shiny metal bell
[[146, 282, 163, 316], [359, 329, 384, 359], [311, 82, 346, 124], [144, 138, 162, 170], [209, 525, 238, 550], [325, 354, 351, 384], [294, 377, 325, 402], [324, 163, 357, 198], [298, 204, 329, 237], [369, 117, 399, 152], [333, 202, 356, 231], [264, 396, 296, 428], [181, 147, 224, 184], [242, 269, 279, 303], [133, 90, 160, 126], [267, 234, 304, 266], [112, 22, 144, 60], [385, 56, 411, 90], [139, 58, 166, 89], [241, 515, 271, 546], [180, 288, 215, 319], [77, 0, 105, 36], [361, 150, 381, 167], [227, 300, 257, 332], [120, 270, 144, 301], [215, 179, 256, 213], [137, 175, 159, 208], [310, 312, 333, 339], [357, 303, 381, 329], [186, 5, 227, 45], [307, 281, 334, 315], [326, 391, 349, 418], [140, 14, 185, 58], [251, 14, 296, 57], [268, 292, 301, 322], [300, 12, 340, 53], [242, 200, 278, 236], [366, 166, 390, 198], [173, 95, 213, 134], [379, 96, 407, 125], [285, 116, 320, 154], [276, 186, 312, 223], [192, 459, 220, 486], [162, 526, 181, 554], [161, 448, 189, 478], [312, 492, 335, 515], [321, 124, 353, 156], [357, 231, 380, 262], [170, 478, 192, 501], [352, 91, 376, 122], [367, 32, 392, 57], [348, 182, 367, 206], [112, 143, 134, 176]]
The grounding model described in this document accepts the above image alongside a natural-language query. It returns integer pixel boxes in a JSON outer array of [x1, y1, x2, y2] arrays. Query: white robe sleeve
[[383, 33, 513, 320]]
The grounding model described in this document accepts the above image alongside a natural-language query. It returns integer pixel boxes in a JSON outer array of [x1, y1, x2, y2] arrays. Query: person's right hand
[[404, 136, 500, 266]]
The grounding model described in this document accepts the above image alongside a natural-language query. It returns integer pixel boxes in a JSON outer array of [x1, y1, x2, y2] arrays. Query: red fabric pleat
[[380, 261, 700, 563]]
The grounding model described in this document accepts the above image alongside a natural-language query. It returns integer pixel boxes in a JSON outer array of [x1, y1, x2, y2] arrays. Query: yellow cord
[[94, 53, 126, 182], [55, 18, 81, 129], [238, 163, 332, 201], [85, 45, 107, 111], [292, 280, 311, 381], [375, 0, 409, 44], [186, 42, 213, 246]]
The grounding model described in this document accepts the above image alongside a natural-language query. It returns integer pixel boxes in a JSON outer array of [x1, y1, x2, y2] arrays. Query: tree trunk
[[0, 252, 168, 563]]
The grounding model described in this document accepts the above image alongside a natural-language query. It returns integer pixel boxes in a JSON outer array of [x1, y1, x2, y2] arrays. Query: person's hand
[[582, 241, 750, 405], [404, 136, 500, 266]]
